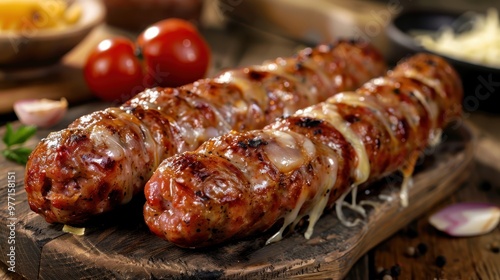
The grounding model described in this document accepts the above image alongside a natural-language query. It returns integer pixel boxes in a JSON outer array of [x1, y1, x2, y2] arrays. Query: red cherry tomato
[[84, 37, 144, 102], [137, 18, 210, 87]]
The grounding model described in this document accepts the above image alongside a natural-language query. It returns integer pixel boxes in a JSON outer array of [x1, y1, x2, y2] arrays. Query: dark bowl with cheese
[[386, 9, 500, 113]]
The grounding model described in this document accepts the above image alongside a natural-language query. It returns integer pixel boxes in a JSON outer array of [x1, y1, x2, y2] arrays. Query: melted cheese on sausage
[[402, 69, 446, 99], [108, 108, 159, 166], [180, 96, 232, 149], [261, 129, 343, 243], [216, 70, 269, 110], [92, 108, 165, 204], [298, 103, 370, 184], [397, 69, 445, 146], [259, 62, 320, 115], [266, 189, 308, 244], [368, 77, 427, 132], [301, 58, 333, 91], [363, 75, 444, 208], [296, 103, 372, 227], [304, 155, 338, 239], [262, 130, 316, 174], [328, 92, 397, 142]]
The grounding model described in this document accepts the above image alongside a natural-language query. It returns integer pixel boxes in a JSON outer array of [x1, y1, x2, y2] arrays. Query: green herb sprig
[[2, 123, 37, 165]]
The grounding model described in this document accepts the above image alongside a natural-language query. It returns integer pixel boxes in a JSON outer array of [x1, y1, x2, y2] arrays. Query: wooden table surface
[[1, 20, 500, 279]]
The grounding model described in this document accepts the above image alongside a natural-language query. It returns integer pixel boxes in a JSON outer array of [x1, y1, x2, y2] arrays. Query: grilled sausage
[[25, 40, 386, 225], [143, 53, 462, 248]]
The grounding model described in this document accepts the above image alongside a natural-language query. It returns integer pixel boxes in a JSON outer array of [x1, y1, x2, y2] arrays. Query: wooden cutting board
[[0, 118, 475, 279]]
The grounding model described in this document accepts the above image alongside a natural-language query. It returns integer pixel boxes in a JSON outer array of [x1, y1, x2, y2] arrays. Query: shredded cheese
[[414, 8, 500, 68], [62, 225, 85, 236]]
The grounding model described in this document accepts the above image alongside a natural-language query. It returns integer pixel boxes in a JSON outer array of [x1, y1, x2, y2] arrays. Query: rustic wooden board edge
[[372, 160, 500, 279], [25, 123, 476, 280]]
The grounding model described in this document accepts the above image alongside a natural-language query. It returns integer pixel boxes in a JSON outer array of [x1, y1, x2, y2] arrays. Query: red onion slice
[[429, 202, 500, 237], [13, 98, 68, 128]]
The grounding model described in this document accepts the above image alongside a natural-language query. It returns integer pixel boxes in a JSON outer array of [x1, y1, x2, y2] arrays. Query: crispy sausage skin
[[25, 40, 386, 225], [143, 53, 462, 248]]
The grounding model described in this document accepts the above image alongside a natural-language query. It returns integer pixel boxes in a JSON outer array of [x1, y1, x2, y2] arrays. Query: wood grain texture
[[0, 121, 474, 279], [372, 135, 500, 280]]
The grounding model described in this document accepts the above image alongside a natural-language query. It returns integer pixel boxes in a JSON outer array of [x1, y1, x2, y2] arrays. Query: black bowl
[[386, 9, 500, 113]]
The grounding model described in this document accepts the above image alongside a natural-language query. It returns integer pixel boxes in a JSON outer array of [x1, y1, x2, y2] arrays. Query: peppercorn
[[378, 268, 391, 278], [390, 264, 401, 277], [405, 246, 416, 257], [417, 243, 428, 255], [490, 242, 499, 253], [435, 255, 446, 267]]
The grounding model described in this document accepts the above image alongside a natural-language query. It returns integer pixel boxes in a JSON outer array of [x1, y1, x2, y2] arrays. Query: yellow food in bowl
[[414, 8, 500, 68], [0, 0, 81, 31]]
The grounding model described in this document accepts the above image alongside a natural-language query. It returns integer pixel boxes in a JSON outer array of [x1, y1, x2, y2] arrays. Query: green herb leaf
[[2, 123, 13, 147], [3, 124, 37, 147], [3, 150, 22, 165], [2, 123, 37, 165], [2, 147, 33, 165]]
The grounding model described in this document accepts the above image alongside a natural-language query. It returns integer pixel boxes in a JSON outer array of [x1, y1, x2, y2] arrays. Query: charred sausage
[[143, 53, 462, 248], [25, 40, 386, 225]]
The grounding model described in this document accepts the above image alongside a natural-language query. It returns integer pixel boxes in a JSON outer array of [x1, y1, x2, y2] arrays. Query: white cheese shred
[[303, 157, 338, 239], [266, 192, 308, 245], [62, 225, 85, 236], [400, 175, 414, 208], [335, 188, 362, 227], [398, 150, 420, 208]]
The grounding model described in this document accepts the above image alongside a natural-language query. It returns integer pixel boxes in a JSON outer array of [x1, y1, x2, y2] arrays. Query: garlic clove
[[429, 202, 500, 237], [13, 98, 68, 128]]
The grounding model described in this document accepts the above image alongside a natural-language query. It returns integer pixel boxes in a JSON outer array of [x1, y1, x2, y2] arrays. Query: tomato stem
[[135, 45, 144, 61]]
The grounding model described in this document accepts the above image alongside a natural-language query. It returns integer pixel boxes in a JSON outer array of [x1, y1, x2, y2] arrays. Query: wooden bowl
[[0, 0, 105, 70]]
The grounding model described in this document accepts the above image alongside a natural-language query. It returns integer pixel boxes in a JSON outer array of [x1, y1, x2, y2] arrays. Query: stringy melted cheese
[[400, 175, 414, 208], [369, 78, 423, 132], [403, 69, 446, 99], [356, 75, 444, 209], [298, 103, 370, 183], [261, 129, 342, 243], [109, 108, 156, 165], [89, 120, 134, 204], [175, 96, 231, 151], [90, 108, 163, 204], [399, 69, 444, 146], [329, 92, 397, 142], [265, 65, 448, 233], [266, 189, 308, 244], [303, 156, 338, 239], [295, 102, 372, 227]]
